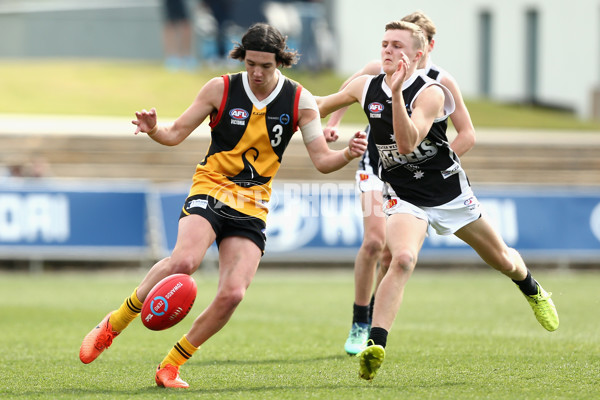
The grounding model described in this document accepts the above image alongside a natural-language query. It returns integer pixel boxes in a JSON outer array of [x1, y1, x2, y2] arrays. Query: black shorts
[[163, 0, 189, 22], [180, 194, 267, 253]]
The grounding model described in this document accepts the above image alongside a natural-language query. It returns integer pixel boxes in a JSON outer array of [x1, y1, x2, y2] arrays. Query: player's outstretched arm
[[299, 109, 366, 173], [132, 77, 224, 146], [316, 75, 368, 121], [323, 60, 383, 142]]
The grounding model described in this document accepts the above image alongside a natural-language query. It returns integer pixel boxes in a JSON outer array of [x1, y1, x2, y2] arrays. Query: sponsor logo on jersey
[[230, 108, 249, 120], [441, 162, 461, 179], [368, 102, 384, 118], [279, 113, 291, 125], [368, 102, 384, 113], [230, 108, 249, 125]]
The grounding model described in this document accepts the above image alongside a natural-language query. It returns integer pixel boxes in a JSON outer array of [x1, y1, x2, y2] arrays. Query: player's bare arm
[[317, 75, 368, 120], [441, 75, 476, 157], [323, 60, 383, 142], [132, 77, 224, 146], [393, 84, 444, 154], [299, 108, 367, 173]]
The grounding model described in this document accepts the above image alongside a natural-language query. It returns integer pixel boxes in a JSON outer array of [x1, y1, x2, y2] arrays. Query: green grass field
[[1, 269, 598, 399], [1, 59, 600, 131]]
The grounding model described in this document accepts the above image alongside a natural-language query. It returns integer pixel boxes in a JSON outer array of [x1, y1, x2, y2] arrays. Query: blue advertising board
[[0, 179, 150, 259], [2, 179, 597, 265], [157, 182, 600, 263]]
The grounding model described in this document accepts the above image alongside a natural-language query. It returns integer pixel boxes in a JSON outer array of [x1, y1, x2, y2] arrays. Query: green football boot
[[344, 322, 370, 355], [358, 340, 385, 381], [523, 284, 559, 331]]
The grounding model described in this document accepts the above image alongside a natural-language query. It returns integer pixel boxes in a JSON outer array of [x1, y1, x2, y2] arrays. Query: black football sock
[[368, 327, 388, 348], [368, 294, 375, 324], [353, 303, 370, 325], [512, 270, 538, 296]]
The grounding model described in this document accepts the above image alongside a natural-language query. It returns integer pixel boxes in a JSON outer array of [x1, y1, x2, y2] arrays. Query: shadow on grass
[[194, 353, 348, 366]]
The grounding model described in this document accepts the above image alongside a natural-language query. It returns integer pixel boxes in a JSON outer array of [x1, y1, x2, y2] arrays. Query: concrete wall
[[0, 0, 163, 59]]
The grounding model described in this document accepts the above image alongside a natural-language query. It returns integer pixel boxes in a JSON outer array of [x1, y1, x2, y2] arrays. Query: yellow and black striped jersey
[[188, 71, 302, 222]]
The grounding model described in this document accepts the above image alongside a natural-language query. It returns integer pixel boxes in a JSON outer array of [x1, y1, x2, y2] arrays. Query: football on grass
[[141, 274, 197, 331]]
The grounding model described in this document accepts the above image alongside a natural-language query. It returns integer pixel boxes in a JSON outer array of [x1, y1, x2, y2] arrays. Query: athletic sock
[[368, 294, 375, 324], [353, 303, 370, 325], [109, 288, 143, 332], [160, 335, 199, 368], [512, 270, 539, 296], [368, 327, 388, 348]]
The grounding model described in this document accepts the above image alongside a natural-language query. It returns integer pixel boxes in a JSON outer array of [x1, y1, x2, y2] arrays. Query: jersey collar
[[241, 69, 285, 109]]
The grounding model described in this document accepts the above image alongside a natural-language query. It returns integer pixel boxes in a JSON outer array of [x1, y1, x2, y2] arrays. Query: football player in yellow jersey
[[79, 22, 367, 389]]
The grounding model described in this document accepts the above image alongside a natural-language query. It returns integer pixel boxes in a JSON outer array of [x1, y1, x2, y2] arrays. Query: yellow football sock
[[160, 335, 199, 368], [109, 288, 143, 332]]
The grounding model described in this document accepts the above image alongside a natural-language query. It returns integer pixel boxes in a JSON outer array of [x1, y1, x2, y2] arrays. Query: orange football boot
[[155, 364, 189, 388], [79, 312, 120, 364]]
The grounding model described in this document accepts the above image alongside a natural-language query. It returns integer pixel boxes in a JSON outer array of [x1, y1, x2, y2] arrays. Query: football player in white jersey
[[323, 11, 476, 357], [318, 20, 558, 381]]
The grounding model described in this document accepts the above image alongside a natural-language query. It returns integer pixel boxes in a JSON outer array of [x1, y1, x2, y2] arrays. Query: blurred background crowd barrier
[[2, 177, 599, 271]]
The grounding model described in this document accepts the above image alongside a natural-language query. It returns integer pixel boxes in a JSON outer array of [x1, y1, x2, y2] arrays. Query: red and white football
[[141, 274, 197, 331]]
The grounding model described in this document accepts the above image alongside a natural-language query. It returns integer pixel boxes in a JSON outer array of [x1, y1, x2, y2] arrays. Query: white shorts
[[355, 169, 384, 193], [383, 185, 481, 235]]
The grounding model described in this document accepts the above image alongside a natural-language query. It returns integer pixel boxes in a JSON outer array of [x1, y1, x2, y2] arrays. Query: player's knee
[[216, 286, 246, 310], [167, 256, 199, 275], [360, 236, 385, 259], [389, 250, 416, 273]]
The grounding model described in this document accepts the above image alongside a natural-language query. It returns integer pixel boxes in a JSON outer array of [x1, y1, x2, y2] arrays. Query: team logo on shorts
[[384, 198, 398, 210], [359, 173, 369, 181], [463, 196, 479, 211], [187, 199, 208, 210]]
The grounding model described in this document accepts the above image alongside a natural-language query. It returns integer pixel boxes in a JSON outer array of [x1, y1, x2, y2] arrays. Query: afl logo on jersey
[[230, 108, 249, 125], [230, 108, 249, 119], [368, 102, 384, 118]]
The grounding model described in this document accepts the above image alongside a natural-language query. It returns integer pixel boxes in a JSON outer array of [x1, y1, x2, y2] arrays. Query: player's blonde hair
[[384, 20, 427, 52], [401, 11, 436, 44]]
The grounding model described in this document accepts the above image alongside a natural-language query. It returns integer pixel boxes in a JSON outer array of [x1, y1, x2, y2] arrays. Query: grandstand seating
[[2, 124, 600, 186]]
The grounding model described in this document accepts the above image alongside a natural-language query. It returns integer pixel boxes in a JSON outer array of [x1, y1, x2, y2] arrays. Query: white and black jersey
[[356, 124, 380, 176], [357, 62, 444, 179], [362, 71, 469, 207], [425, 62, 443, 81]]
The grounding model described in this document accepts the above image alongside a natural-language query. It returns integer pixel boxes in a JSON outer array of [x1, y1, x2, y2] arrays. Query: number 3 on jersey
[[271, 124, 283, 147]]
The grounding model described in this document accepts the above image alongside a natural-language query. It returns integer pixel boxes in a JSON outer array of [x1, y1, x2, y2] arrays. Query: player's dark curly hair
[[229, 23, 298, 67]]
